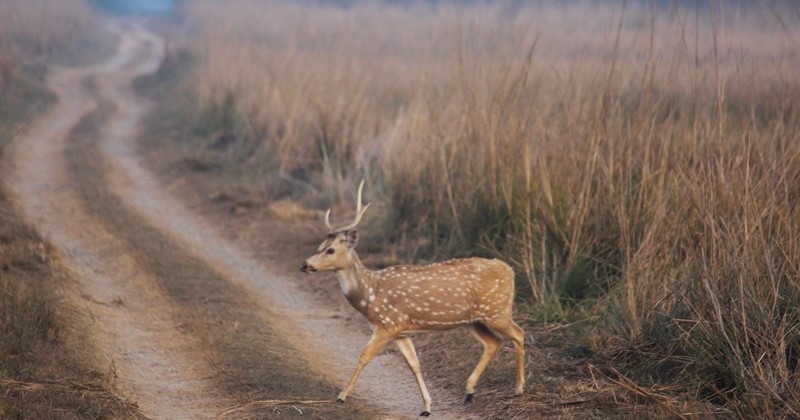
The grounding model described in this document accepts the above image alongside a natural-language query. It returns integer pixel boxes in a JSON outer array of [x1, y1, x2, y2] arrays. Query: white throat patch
[[335, 270, 358, 296]]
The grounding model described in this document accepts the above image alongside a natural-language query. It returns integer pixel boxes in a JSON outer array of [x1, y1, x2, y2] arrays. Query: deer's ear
[[345, 230, 359, 249]]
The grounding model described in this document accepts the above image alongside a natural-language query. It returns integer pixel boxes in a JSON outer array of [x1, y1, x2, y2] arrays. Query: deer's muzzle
[[300, 262, 316, 273]]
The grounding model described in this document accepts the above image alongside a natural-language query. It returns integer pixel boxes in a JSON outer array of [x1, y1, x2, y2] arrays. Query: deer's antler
[[325, 179, 371, 233]]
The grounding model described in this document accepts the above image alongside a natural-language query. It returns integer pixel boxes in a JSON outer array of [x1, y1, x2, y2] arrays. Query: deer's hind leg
[[484, 318, 526, 394], [464, 322, 502, 402]]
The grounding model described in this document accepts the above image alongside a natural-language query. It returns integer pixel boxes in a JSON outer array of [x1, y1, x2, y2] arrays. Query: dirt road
[[4, 19, 468, 419]]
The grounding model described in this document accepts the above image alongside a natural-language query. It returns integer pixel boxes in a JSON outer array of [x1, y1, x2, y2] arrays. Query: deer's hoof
[[420, 411, 431, 417], [336, 398, 345, 404], [464, 393, 474, 403]]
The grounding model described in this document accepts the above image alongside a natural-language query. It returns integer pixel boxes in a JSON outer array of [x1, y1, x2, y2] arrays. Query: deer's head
[[301, 180, 370, 273]]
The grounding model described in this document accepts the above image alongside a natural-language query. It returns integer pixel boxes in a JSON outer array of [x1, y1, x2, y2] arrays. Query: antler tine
[[324, 208, 333, 232], [336, 179, 370, 232], [354, 178, 365, 218], [351, 202, 371, 229]]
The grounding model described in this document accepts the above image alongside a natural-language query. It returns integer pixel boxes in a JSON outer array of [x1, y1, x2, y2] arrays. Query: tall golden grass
[[174, 1, 800, 415]]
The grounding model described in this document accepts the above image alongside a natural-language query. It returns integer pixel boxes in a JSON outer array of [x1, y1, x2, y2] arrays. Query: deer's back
[[370, 258, 515, 331]]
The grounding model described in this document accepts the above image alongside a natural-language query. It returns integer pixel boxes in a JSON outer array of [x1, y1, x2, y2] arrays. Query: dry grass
[[157, 0, 800, 416]]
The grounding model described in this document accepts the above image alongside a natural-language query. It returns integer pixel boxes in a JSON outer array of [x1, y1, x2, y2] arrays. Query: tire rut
[[67, 87, 343, 398]]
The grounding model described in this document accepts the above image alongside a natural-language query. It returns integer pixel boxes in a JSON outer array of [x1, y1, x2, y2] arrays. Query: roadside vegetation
[[0, 1, 139, 418], [144, 0, 800, 417]]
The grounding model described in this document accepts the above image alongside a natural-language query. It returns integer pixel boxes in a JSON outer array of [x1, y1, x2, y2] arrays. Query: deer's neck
[[335, 252, 376, 314]]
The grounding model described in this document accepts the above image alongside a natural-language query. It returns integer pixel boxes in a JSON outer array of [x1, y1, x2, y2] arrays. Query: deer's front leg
[[395, 336, 432, 416], [337, 329, 393, 403]]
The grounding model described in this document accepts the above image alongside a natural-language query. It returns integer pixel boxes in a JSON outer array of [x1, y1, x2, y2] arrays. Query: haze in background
[[94, 0, 174, 15]]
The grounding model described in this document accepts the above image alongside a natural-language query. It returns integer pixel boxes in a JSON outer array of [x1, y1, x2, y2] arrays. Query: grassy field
[[152, 0, 800, 416], [0, 1, 139, 418]]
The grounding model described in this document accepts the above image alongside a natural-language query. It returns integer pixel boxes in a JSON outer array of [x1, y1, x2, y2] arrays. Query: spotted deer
[[300, 180, 525, 417]]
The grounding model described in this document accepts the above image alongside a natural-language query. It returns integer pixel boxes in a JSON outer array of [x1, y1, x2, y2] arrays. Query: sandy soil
[[3, 18, 471, 420]]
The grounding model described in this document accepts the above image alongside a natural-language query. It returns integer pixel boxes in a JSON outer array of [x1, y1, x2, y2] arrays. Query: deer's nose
[[300, 262, 315, 273]]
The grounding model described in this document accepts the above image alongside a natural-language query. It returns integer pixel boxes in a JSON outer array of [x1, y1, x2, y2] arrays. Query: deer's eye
[[326, 248, 335, 255]]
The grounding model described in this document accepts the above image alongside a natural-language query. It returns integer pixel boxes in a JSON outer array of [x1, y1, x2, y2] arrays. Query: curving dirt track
[[3, 19, 470, 419]]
